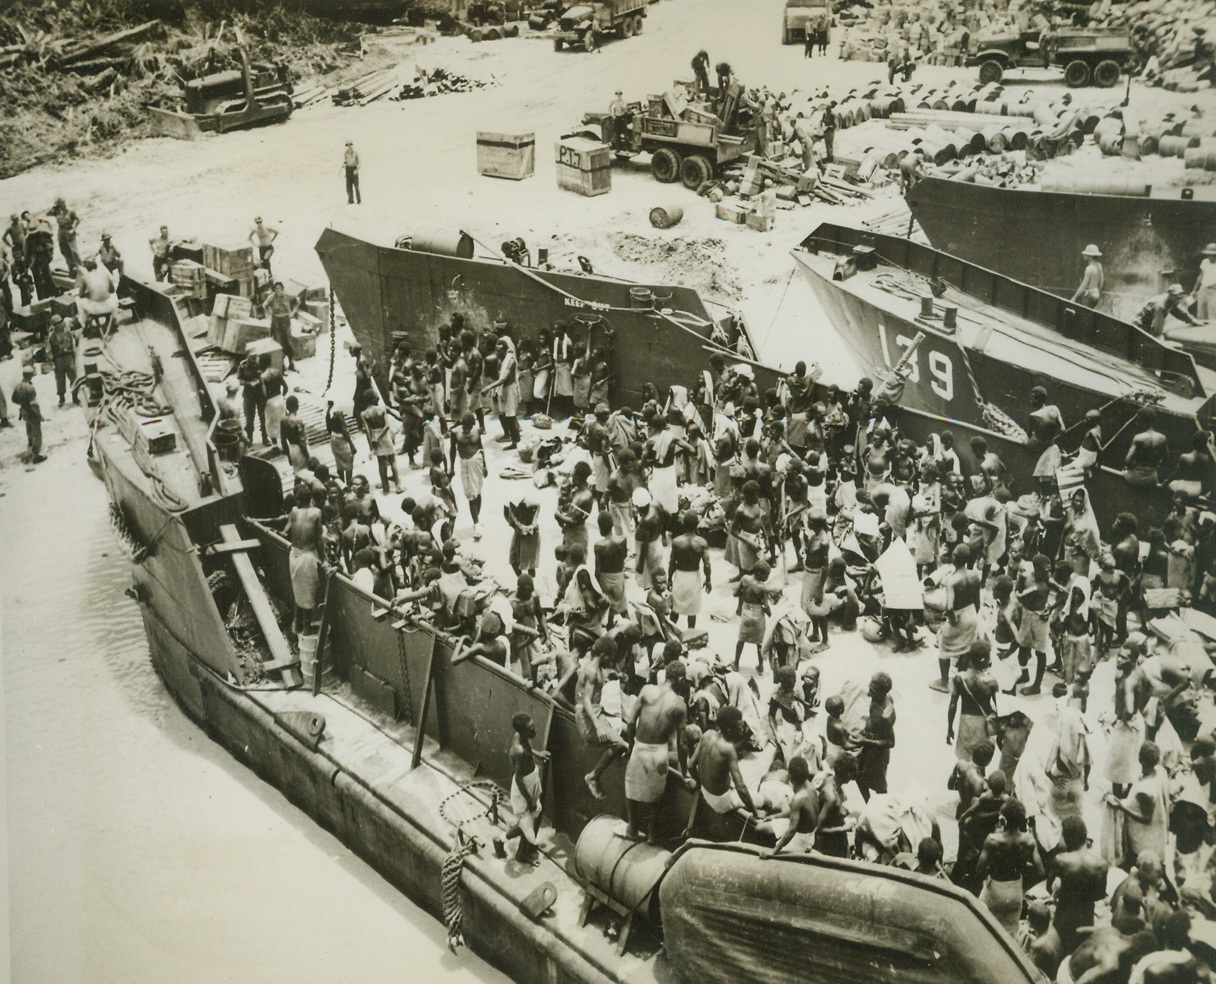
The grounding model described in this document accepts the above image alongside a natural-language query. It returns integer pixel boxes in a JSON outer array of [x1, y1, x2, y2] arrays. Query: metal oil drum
[[398, 228, 474, 259], [573, 814, 671, 922]]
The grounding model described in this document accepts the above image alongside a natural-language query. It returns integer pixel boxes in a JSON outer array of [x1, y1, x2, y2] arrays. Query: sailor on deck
[[1135, 284, 1200, 337], [1071, 245, 1104, 309]]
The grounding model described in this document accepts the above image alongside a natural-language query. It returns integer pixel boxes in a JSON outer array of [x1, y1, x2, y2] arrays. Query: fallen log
[[64, 55, 130, 74], [57, 19, 160, 67]]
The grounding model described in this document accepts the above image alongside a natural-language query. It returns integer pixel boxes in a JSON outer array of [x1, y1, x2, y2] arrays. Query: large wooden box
[[244, 337, 283, 371], [477, 131, 535, 180], [202, 242, 255, 279], [170, 259, 207, 299], [290, 323, 318, 360], [555, 137, 612, 197]]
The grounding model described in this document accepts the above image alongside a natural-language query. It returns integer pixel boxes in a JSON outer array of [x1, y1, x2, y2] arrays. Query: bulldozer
[[149, 41, 293, 139]]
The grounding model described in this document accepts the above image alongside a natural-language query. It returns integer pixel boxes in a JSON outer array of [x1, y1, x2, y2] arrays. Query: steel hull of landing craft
[[906, 177, 1216, 324]]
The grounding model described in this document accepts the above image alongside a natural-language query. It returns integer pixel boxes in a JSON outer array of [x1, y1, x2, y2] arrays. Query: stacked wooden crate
[[199, 242, 254, 298], [170, 259, 207, 299], [555, 137, 612, 197]]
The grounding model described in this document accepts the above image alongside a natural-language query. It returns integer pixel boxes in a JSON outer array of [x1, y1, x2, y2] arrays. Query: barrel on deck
[[1184, 146, 1216, 171], [573, 814, 671, 921], [1039, 173, 1151, 196], [398, 229, 475, 259], [298, 631, 318, 687], [215, 418, 243, 462]]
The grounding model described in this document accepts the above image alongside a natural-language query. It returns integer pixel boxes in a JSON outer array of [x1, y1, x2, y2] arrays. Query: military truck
[[968, 29, 1133, 87], [583, 87, 757, 188], [782, 0, 829, 45], [552, 0, 647, 50]]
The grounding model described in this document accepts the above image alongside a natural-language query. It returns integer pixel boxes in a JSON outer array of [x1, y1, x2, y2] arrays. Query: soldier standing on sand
[[12, 365, 45, 463], [343, 141, 362, 204], [47, 315, 78, 407], [50, 197, 80, 274]]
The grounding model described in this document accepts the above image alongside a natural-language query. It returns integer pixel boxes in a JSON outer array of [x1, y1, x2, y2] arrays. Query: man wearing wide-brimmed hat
[[1194, 242, 1216, 319], [1071, 244, 1104, 309]]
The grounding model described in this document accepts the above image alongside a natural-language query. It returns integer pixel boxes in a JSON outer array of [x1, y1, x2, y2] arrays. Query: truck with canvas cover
[[583, 85, 757, 189], [782, 0, 829, 45], [552, 0, 646, 50], [968, 29, 1132, 87]]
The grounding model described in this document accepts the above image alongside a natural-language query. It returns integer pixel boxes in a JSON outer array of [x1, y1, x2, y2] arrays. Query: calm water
[[0, 366, 507, 984]]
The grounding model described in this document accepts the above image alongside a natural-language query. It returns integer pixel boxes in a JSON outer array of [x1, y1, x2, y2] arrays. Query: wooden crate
[[291, 324, 318, 360], [477, 131, 536, 180], [202, 242, 255, 279], [555, 137, 612, 197], [716, 201, 750, 224], [244, 337, 283, 371], [171, 259, 207, 299]]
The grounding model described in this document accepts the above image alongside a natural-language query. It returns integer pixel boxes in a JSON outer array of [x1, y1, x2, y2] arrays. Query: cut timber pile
[[393, 66, 491, 100]]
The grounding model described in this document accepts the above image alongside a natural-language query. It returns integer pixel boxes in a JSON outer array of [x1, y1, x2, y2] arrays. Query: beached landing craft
[[905, 176, 1216, 323], [90, 278, 1043, 984], [318, 222, 1184, 526], [792, 222, 1215, 463]]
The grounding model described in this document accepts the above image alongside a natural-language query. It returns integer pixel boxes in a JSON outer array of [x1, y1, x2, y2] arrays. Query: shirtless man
[[287, 485, 323, 635], [623, 661, 695, 842], [577, 636, 629, 799], [593, 513, 629, 626], [1064, 927, 1158, 984], [764, 755, 818, 857], [76, 258, 118, 326], [584, 405, 614, 506], [494, 712, 550, 865], [814, 755, 857, 857], [955, 738, 995, 820], [689, 706, 756, 837], [1049, 815, 1109, 955], [249, 216, 278, 275], [669, 511, 711, 630], [735, 561, 773, 673], [1123, 408, 1169, 487], [1166, 430, 1214, 499], [451, 413, 487, 537]]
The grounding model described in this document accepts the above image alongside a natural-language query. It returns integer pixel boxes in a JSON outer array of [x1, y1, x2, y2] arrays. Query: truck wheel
[[583, 29, 597, 50], [1064, 59, 1090, 87], [1094, 59, 1121, 87], [633, 15, 643, 34], [553, 37, 562, 50], [621, 15, 634, 37], [680, 154, 713, 190], [651, 148, 681, 183], [978, 59, 1002, 84]]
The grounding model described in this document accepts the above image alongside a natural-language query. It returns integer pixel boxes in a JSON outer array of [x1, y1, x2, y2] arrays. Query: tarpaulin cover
[[659, 844, 1043, 984]]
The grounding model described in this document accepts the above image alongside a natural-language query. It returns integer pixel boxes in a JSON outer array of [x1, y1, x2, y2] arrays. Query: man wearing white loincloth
[[668, 511, 712, 630], [494, 712, 549, 865], [287, 485, 323, 636], [624, 662, 694, 842]]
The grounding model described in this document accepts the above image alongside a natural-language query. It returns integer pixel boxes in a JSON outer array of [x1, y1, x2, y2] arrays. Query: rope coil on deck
[[437, 780, 506, 954]]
